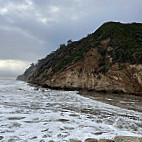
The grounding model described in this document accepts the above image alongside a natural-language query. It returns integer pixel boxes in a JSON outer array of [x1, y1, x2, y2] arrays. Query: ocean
[[0, 79, 142, 142]]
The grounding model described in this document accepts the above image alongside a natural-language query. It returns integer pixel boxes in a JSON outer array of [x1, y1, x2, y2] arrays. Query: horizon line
[[0, 77, 16, 80]]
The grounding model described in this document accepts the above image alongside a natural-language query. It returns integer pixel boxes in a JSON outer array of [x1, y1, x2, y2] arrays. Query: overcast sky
[[0, 0, 142, 77]]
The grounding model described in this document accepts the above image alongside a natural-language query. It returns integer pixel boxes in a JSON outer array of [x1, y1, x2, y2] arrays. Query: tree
[[30, 63, 34, 67], [60, 44, 66, 48], [67, 39, 72, 45]]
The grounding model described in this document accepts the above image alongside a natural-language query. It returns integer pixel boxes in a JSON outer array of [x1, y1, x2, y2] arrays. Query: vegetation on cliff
[[34, 22, 141, 75]]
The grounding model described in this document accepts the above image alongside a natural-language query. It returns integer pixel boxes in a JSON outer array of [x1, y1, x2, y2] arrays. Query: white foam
[[0, 80, 142, 142]]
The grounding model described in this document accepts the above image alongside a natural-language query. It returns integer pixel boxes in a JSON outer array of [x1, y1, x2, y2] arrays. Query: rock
[[69, 139, 82, 142], [114, 136, 142, 142], [0, 136, 4, 140], [42, 89, 45, 92], [40, 139, 45, 142], [85, 138, 98, 142], [30, 136, 38, 139], [8, 137, 21, 142], [18, 88, 23, 90], [34, 87, 39, 90], [48, 141, 55, 142], [99, 139, 114, 142]]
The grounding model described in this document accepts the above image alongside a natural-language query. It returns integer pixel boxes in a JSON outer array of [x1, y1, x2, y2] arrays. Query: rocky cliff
[[17, 22, 142, 95]]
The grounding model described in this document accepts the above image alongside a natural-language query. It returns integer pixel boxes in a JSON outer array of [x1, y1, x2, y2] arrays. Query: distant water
[[0, 80, 142, 142]]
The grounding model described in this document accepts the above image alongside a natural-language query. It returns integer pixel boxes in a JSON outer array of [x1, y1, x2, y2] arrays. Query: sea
[[0, 79, 142, 142]]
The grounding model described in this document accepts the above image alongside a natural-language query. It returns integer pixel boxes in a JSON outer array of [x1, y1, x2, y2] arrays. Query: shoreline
[[26, 81, 142, 113]]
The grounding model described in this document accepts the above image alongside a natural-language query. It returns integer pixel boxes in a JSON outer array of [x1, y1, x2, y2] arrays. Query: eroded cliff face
[[29, 39, 142, 95], [48, 61, 142, 95]]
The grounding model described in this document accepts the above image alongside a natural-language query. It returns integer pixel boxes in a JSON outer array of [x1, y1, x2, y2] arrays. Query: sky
[[0, 0, 142, 77]]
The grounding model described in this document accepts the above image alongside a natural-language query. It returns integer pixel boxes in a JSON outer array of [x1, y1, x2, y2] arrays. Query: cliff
[[17, 22, 142, 95]]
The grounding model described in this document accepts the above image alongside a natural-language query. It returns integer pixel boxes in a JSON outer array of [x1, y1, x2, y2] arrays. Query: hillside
[[17, 22, 142, 95]]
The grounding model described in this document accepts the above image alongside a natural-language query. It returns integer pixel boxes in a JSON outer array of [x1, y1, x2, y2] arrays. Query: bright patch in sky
[[40, 17, 48, 24], [50, 6, 60, 13], [0, 60, 30, 77], [0, 8, 8, 15]]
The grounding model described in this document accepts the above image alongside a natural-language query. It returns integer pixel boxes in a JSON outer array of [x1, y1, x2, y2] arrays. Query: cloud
[[0, 60, 30, 77], [0, 7, 8, 15], [49, 6, 60, 14], [0, 0, 142, 77], [0, 27, 46, 61]]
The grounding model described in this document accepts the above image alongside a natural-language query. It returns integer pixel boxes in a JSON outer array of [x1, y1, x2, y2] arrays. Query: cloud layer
[[0, 60, 30, 77], [0, 0, 142, 77]]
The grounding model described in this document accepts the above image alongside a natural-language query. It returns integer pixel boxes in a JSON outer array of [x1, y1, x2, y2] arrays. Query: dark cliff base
[[28, 81, 141, 96]]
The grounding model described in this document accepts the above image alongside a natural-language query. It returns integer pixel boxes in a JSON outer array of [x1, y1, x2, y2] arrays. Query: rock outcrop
[[85, 138, 98, 142], [45, 136, 142, 142], [17, 22, 142, 95], [114, 136, 142, 142], [98, 139, 114, 142]]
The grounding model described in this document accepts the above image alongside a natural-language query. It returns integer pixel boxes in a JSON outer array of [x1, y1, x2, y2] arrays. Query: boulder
[[114, 136, 142, 142], [99, 139, 114, 142], [85, 138, 98, 142], [69, 139, 82, 142], [0, 136, 4, 140]]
